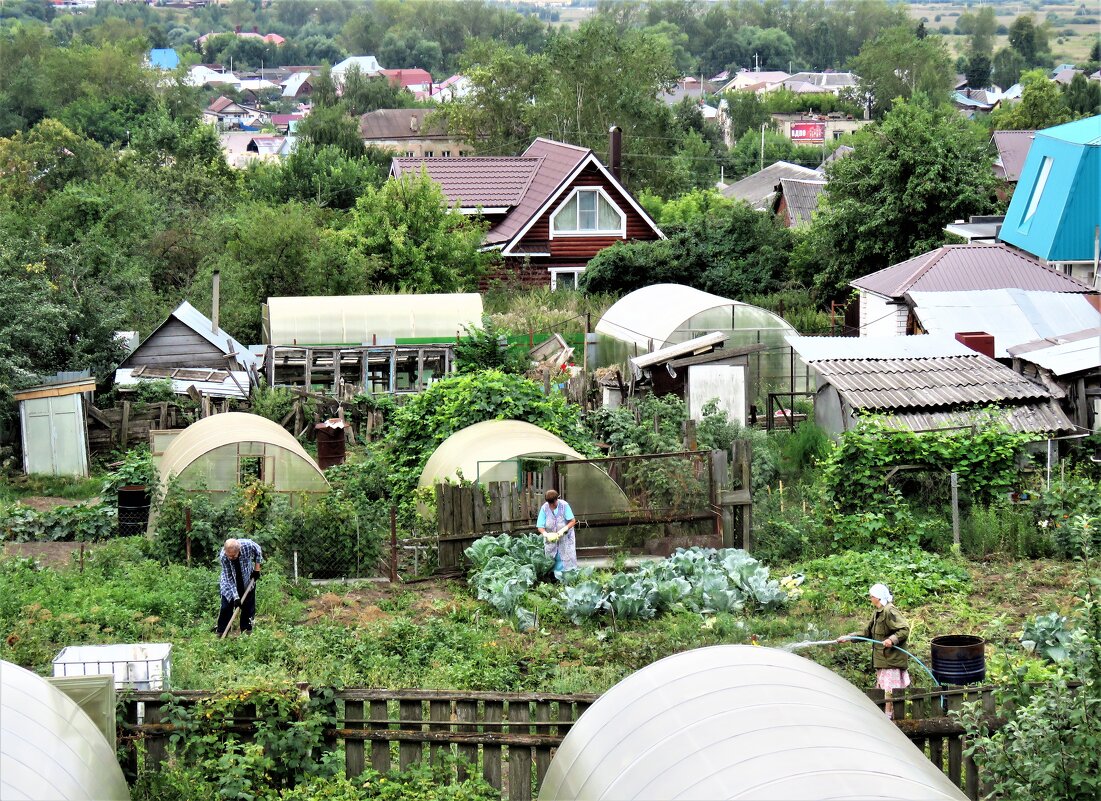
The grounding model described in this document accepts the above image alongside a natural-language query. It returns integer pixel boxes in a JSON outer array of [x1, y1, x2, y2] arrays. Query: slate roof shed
[[721, 161, 820, 209], [774, 177, 827, 226]]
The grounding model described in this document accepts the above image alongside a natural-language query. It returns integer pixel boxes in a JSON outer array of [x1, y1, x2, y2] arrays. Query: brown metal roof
[[991, 130, 1034, 182], [851, 243, 1095, 299], [391, 156, 542, 207], [778, 178, 827, 225], [393, 139, 591, 245], [813, 354, 1051, 410], [359, 108, 449, 141]]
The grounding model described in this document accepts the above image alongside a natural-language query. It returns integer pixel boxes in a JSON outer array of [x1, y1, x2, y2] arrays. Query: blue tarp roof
[[148, 48, 180, 70], [999, 115, 1101, 263]]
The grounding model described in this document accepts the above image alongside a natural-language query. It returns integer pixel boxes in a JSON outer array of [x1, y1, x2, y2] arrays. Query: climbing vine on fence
[[818, 412, 1036, 513]]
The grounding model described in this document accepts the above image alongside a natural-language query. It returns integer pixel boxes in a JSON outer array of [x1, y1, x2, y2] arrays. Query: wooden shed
[[119, 301, 253, 373], [13, 377, 96, 477]]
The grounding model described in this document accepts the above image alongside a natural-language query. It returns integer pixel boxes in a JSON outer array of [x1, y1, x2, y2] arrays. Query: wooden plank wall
[[120, 685, 999, 800], [86, 402, 190, 452], [436, 482, 542, 573]]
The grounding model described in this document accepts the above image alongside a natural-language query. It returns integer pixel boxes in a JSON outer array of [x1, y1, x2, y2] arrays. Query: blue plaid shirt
[[218, 539, 263, 601]]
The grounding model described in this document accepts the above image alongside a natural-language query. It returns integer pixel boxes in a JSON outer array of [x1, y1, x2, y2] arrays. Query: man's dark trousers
[[216, 591, 255, 635]]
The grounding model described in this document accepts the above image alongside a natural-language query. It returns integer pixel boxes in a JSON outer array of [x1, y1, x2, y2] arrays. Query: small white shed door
[[21, 395, 89, 476], [687, 365, 746, 426]]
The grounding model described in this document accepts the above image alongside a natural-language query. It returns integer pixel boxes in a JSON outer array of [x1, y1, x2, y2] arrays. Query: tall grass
[[483, 288, 618, 337], [0, 473, 104, 503], [743, 289, 833, 334]]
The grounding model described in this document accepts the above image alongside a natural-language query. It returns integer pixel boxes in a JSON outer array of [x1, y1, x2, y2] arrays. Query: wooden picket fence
[[119, 684, 1002, 800]]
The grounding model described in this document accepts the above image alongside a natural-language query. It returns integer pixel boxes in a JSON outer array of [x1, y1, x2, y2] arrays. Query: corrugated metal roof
[[115, 368, 249, 399], [991, 130, 1034, 182], [359, 108, 448, 141], [883, 401, 1075, 434], [812, 354, 1050, 410], [1007, 327, 1101, 376], [851, 243, 1094, 298], [170, 301, 255, 370], [721, 161, 820, 209], [490, 138, 593, 244], [777, 177, 826, 225], [539, 645, 968, 801], [907, 289, 1101, 356], [391, 156, 541, 207], [786, 335, 975, 363]]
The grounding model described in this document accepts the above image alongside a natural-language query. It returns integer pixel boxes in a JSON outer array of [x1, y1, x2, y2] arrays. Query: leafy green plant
[[958, 578, 1101, 801], [455, 315, 529, 375], [250, 382, 300, 425], [0, 501, 117, 543], [796, 548, 971, 610], [102, 447, 158, 500], [1020, 611, 1074, 663]]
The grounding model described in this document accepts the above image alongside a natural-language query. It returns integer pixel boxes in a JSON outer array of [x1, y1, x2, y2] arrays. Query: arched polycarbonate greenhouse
[[155, 412, 328, 499], [595, 284, 812, 398], [418, 420, 630, 518], [1, 660, 130, 801], [539, 645, 968, 801]]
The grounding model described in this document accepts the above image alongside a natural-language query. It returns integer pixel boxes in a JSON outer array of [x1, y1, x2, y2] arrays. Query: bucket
[[117, 485, 150, 537], [930, 634, 986, 685]]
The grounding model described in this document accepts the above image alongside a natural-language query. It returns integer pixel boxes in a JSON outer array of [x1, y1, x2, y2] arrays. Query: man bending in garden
[[538, 489, 577, 578], [216, 538, 263, 636]]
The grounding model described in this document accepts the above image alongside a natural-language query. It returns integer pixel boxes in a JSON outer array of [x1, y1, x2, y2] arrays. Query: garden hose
[[840, 635, 941, 687]]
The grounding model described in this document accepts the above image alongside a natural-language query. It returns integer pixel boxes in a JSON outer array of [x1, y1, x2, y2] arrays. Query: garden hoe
[[220, 577, 256, 640]]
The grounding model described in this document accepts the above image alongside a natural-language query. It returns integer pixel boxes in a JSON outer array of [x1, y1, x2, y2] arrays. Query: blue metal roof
[[999, 115, 1101, 262], [148, 48, 179, 70]]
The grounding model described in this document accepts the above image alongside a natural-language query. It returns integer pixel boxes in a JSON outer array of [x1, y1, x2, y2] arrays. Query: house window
[[549, 268, 585, 290], [551, 187, 626, 236], [424, 150, 435, 158], [441, 150, 452, 157], [405, 150, 415, 157], [1022, 156, 1052, 226]]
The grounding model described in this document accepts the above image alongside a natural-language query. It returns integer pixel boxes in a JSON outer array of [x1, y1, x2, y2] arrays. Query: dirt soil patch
[[302, 590, 392, 626], [17, 496, 97, 512], [300, 580, 467, 626], [1, 541, 109, 569]]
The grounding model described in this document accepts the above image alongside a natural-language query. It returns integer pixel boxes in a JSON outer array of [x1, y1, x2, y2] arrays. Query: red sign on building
[[790, 121, 826, 143]]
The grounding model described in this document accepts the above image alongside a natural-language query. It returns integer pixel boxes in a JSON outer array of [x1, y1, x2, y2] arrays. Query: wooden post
[[121, 698, 139, 779], [345, 700, 365, 779], [390, 507, 398, 584], [946, 692, 964, 792], [709, 450, 724, 543], [508, 701, 532, 801], [683, 419, 697, 450], [455, 700, 478, 781], [534, 702, 553, 788], [950, 472, 960, 550], [416, 349, 425, 392], [429, 700, 450, 763], [332, 349, 341, 394], [482, 701, 503, 791], [370, 699, 391, 772], [120, 401, 131, 448], [304, 348, 313, 389], [398, 699, 422, 769]]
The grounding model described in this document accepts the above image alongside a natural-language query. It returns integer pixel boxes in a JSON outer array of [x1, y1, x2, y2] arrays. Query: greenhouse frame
[[417, 420, 630, 519], [595, 284, 812, 403], [154, 413, 328, 500]]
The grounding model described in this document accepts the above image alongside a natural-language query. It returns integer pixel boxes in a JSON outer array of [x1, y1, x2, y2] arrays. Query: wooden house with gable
[[390, 134, 664, 289]]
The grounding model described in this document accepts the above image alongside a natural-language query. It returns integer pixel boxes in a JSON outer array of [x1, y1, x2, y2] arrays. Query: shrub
[[0, 501, 117, 543], [796, 548, 971, 611], [961, 502, 1051, 558]]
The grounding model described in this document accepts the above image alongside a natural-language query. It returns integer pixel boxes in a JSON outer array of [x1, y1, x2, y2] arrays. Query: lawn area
[[0, 536, 1083, 695]]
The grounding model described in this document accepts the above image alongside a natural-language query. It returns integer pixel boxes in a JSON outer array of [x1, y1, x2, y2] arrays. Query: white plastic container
[[53, 643, 172, 690]]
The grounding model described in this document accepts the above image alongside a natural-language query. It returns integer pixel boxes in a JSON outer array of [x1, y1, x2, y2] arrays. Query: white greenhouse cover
[[157, 412, 328, 495], [539, 645, 967, 801], [418, 420, 583, 488], [265, 293, 483, 346], [596, 284, 741, 351], [1, 660, 130, 801]]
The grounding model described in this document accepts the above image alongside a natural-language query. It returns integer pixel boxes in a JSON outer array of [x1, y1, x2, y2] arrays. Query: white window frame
[[1021, 156, 1052, 227], [549, 186, 627, 239], [549, 268, 585, 290]]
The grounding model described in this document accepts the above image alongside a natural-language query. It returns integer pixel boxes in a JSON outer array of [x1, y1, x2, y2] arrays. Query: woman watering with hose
[[838, 583, 911, 718]]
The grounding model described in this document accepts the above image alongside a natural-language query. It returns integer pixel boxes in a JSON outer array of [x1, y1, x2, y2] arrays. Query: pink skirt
[[876, 667, 911, 693]]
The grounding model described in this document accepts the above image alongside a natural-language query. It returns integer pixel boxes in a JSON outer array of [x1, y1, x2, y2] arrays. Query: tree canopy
[[852, 25, 954, 116]]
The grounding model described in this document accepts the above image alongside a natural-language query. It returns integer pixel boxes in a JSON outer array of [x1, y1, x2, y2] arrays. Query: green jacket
[[852, 604, 911, 670]]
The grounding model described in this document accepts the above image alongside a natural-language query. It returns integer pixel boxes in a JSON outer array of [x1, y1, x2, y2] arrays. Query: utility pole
[[760, 123, 765, 171]]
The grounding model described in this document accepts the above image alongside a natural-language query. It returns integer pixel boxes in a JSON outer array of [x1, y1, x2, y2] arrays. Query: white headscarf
[[869, 583, 893, 605]]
